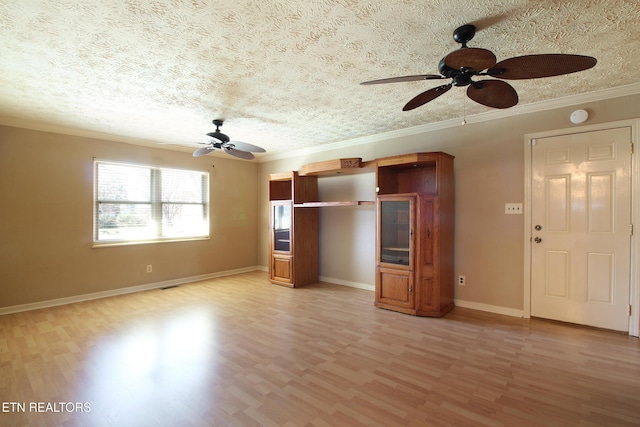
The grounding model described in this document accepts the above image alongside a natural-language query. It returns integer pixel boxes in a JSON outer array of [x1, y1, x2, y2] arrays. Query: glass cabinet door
[[380, 199, 412, 266], [272, 202, 291, 252]]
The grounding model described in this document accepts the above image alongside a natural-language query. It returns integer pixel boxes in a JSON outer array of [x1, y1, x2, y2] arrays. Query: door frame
[[523, 118, 640, 337]]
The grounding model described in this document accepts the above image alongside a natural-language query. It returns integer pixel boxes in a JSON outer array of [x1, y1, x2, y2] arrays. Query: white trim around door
[[524, 119, 640, 337]]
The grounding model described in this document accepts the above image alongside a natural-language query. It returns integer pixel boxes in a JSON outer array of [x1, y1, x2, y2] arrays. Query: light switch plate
[[505, 203, 523, 214]]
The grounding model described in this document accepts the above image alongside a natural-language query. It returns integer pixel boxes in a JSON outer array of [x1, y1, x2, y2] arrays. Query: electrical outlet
[[505, 203, 523, 215], [146, 265, 152, 273], [458, 275, 466, 286]]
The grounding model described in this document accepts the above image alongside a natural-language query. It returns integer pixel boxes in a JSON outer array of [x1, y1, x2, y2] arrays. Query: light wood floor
[[1, 271, 639, 427]]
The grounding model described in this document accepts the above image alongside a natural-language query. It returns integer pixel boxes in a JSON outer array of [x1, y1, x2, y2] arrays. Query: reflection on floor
[[1, 271, 639, 426]]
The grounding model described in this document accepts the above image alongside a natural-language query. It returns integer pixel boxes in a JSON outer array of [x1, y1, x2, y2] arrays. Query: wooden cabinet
[[268, 172, 319, 287], [267, 152, 453, 314], [375, 152, 454, 317]]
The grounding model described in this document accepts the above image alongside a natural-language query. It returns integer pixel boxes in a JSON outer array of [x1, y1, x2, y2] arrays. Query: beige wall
[[258, 94, 640, 311], [1, 93, 638, 312], [0, 126, 259, 308]]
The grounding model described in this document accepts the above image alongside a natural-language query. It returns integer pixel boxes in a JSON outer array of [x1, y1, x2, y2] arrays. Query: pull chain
[[462, 91, 467, 125]]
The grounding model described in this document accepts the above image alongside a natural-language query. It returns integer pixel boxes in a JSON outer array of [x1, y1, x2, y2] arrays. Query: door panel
[[587, 252, 613, 303], [420, 278, 436, 310], [376, 268, 414, 309], [271, 255, 292, 284], [531, 127, 631, 331], [587, 173, 614, 233], [545, 250, 569, 298], [546, 175, 570, 232]]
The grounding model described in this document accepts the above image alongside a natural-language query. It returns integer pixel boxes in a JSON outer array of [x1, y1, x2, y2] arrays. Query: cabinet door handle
[[427, 228, 430, 238], [409, 285, 413, 296]]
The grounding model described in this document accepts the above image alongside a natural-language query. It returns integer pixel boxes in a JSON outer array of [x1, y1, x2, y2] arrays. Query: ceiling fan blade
[[224, 148, 255, 160], [360, 74, 444, 85], [444, 48, 496, 71], [193, 146, 215, 157], [227, 141, 266, 153], [403, 84, 452, 111], [466, 79, 518, 109], [487, 54, 597, 79]]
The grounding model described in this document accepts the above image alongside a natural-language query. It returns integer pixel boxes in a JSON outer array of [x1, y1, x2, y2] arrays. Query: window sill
[[92, 236, 210, 248]]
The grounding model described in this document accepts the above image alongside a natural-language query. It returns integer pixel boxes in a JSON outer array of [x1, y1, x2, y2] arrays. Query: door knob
[[534, 237, 542, 243], [535, 225, 542, 231]]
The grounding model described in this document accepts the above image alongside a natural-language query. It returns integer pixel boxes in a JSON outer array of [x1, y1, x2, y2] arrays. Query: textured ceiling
[[1, 0, 639, 159]]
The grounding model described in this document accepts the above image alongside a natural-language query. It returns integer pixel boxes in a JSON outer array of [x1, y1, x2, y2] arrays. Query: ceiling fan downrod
[[207, 119, 230, 143]]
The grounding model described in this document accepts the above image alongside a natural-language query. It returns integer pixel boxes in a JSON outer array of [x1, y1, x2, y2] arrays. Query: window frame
[[93, 160, 210, 247]]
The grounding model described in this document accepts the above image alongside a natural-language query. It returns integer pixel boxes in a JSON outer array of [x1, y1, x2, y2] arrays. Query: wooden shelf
[[299, 158, 376, 176], [376, 152, 446, 168], [294, 201, 375, 208], [269, 171, 295, 181]]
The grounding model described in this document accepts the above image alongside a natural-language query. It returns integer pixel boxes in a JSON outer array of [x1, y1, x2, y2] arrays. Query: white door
[[531, 127, 632, 331]]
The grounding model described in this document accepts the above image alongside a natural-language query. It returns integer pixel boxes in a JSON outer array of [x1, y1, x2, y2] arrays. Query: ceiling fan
[[193, 119, 266, 160], [361, 24, 597, 111]]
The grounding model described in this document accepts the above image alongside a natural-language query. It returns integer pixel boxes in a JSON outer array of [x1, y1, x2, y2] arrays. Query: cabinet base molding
[[375, 301, 455, 318], [271, 281, 295, 288]]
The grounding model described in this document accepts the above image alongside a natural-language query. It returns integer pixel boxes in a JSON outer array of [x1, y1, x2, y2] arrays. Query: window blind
[[94, 160, 209, 245]]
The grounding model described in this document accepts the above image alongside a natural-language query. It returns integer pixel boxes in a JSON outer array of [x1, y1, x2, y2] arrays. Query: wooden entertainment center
[[268, 152, 455, 317]]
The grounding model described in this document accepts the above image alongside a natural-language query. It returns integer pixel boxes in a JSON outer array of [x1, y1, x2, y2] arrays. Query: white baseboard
[[4, 266, 523, 318], [454, 299, 524, 318], [256, 266, 374, 291], [319, 276, 375, 292], [316, 278, 524, 319], [316, 279, 523, 318], [0, 266, 262, 316]]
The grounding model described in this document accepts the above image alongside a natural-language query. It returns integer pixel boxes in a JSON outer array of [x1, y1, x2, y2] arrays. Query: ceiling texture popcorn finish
[[0, 0, 639, 158]]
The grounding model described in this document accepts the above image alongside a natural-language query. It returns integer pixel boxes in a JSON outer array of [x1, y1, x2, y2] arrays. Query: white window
[[94, 160, 209, 245]]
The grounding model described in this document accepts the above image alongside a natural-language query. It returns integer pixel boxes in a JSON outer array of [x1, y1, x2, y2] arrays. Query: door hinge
[[631, 223, 634, 236], [628, 305, 632, 316], [631, 142, 634, 155]]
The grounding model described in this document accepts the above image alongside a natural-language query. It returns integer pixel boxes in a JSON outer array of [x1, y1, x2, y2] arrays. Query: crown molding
[[0, 116, 176, 148], [258, 82, 640, 162]]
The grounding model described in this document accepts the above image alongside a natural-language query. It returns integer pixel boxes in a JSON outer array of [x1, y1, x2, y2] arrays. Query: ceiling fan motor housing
[[452, 24, 476, 47], [452, 73, 472, 87], [438, 59, 472, 86], [438, 58, 456, 77], [207, 131, 230, 142]]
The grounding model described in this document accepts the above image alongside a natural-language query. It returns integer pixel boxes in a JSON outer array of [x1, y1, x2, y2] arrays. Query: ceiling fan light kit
[[192, 119, 266, 160], [361, 24, 597, 112]]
